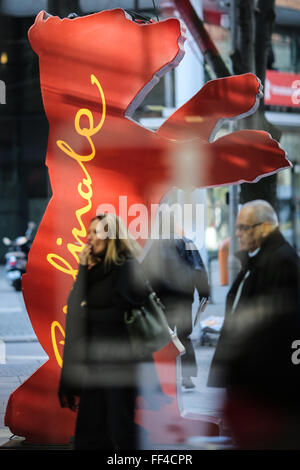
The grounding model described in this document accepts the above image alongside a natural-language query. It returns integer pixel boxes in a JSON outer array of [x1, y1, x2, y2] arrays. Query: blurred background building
[[202, 0, 300, 255], [0, 0, 299, 264]]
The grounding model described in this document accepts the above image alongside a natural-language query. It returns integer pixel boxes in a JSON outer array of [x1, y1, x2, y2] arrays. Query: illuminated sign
[[265, 70, 300, 107], [5, 9, 290, 444]]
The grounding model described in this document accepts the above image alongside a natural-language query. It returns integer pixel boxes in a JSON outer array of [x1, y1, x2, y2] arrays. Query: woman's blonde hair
[[90, 213, 141, 269]]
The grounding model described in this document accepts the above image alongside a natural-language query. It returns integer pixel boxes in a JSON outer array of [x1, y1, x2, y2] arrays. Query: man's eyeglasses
[[235, 222, 263, 232]]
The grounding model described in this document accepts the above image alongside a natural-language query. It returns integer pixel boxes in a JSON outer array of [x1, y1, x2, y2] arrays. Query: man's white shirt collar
[[248, 247, 261, 257]]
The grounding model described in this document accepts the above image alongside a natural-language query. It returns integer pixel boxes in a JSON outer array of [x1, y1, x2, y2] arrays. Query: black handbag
[[124, 283, 172, 359]]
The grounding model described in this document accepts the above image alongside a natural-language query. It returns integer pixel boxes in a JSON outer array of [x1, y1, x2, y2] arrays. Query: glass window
[[272, 29, 300, 73], [79, 1, 134, 13], [272, 32, 292, 72]]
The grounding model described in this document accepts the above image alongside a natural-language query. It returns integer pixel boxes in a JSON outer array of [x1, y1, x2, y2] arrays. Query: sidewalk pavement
[[0, 259, 230, 450]]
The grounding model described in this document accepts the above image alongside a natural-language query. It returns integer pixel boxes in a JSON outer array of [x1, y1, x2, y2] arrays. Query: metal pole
[[228, 180, 240, 283], [164, 71, 173, 109], [228, 0, 241, 283], [291, 165, 297, 250]]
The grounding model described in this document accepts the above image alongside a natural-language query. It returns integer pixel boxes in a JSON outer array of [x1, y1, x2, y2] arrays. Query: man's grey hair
[[242, 199, 279, 226]]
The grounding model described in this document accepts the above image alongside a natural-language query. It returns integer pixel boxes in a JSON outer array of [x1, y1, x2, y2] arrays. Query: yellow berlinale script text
[[47, 74, 106, 368]]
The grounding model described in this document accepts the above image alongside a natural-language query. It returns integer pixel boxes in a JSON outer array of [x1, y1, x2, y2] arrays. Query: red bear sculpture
[[5, 9, 289, 444]]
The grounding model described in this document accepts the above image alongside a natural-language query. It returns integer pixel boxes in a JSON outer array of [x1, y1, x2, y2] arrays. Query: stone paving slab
[[0, 313, 36, 340], [0, 267, 37, 341], [0, 428, 13, 447], [0, 362, 44, 378]]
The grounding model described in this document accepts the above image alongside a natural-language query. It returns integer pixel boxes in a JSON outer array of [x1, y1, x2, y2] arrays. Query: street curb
[[1, 337, 38, 343]]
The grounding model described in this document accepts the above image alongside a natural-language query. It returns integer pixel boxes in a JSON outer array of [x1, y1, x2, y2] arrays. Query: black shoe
[[182, 377, 196, 389]]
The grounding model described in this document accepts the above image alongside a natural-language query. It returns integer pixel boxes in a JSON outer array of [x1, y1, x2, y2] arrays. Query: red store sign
[[265, 70, 300, 108]]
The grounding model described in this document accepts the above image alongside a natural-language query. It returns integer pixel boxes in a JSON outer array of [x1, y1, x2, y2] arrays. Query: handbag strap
[[145, 279, 154, 294]]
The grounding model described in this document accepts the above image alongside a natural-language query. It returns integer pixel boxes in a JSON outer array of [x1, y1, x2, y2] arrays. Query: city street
[[0, 261, 228, 449], [0, 266, 48, 445], [0, 0, 299, 453]]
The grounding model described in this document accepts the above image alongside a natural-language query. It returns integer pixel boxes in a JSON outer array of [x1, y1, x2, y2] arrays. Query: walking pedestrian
[[208, 200, 300, 449], [142, 217, 210, 390], [58, 213, 160, 450]]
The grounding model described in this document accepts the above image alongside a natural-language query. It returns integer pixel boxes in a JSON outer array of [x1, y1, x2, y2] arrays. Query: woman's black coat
[[59, 256, 149, 395]]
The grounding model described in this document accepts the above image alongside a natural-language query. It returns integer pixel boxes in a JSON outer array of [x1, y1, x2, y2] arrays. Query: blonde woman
[[58, 213, 154, 450]]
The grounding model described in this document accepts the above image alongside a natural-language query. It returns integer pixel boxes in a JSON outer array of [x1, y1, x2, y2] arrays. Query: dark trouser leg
[[166, 300, 198, 379], [74, 386, 140, 450], [106, 387, 140, 450], [179, 336, 197, 379], [74, 388, 115, 450]]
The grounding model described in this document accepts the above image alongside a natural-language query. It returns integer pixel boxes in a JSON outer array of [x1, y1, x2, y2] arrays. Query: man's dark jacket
[[207, 229, 300, 408]]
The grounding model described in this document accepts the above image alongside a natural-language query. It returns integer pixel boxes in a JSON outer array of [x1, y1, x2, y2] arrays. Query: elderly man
[[208, 199, 300, 449]]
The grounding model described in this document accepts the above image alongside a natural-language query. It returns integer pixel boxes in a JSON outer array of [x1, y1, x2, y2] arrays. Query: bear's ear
[[122, 17, 186, 116]]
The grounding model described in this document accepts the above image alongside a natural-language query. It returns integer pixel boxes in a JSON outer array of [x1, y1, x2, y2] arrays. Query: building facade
[[0, 0, 299, 263]]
